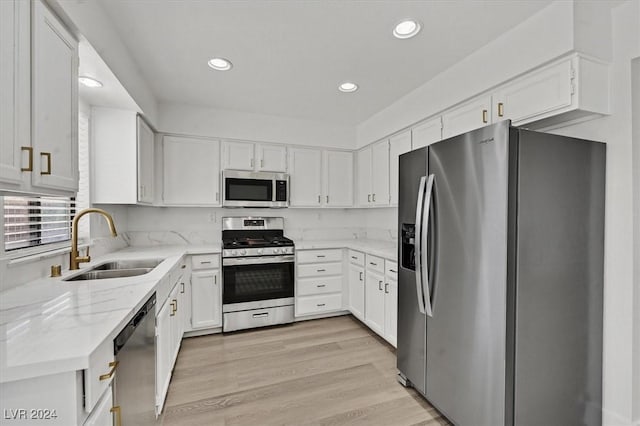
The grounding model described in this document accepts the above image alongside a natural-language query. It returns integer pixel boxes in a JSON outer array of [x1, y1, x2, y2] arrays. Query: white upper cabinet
[[137, 117, 154, 204], [31, 0, 78, 193], [370, 140, 389, 206], [442, 95, 492, 139], [388, 131, 412, 206], [221, 140, 254, 171], [163, 135, 220, 206], [0, 0, 78, 196], [356, 147, 372, 207], [288, 147, 322, 207], [257, 143, 287, 172], [412, 117, 442, 149], [323, 150, 353, 207], [492, 55, 609, 128], [0, 0, 29, 188], [222, 141, 287, 172], [92, 108, 155, 204]]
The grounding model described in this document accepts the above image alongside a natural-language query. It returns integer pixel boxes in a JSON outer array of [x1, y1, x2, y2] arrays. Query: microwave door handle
[[423, 174, 435, 317], [414, 176, 427, 315]]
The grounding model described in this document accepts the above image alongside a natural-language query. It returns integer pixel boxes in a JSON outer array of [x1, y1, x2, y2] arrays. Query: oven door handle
[[223, 255, 295, 266]]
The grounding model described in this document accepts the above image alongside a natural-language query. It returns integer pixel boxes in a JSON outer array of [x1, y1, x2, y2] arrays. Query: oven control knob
[[231, 250, 237, 256], [257, 249, 263, 255], [240, 249, 247, 255], [273, 248, 281, 254]]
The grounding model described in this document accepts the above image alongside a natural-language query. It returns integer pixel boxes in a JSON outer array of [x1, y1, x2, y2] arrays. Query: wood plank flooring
[[160, 315, 449, 426]]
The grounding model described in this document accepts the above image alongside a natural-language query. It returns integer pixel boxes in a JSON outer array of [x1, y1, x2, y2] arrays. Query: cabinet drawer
[[297, 249, 342, 264], [296, 293, 342, 316], [348, 250, 365, 266], [84, 339, 115, 413], [191, 254, 219, 270], [297, 262, 342, 278], [366, 254, 384, 274], [385, 261, 398, 280], [298, 275, 342, 296]]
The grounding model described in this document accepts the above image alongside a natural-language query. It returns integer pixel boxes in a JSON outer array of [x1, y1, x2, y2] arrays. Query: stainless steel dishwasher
[[113, 293, 157, 425]]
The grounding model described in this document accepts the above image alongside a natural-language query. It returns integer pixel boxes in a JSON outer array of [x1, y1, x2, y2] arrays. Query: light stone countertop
[[293, 239, 397, 261], [0, 244, 220, 384]]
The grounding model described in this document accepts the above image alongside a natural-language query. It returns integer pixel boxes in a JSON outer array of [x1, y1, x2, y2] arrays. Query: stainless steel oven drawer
[[223, 305, 294, 332]]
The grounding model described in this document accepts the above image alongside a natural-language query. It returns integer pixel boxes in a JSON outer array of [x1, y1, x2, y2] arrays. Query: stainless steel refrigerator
[[397, 120, 605, 426]]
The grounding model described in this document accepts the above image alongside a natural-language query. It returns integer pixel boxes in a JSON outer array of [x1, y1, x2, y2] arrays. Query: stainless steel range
[[221, 217, 295, 332]]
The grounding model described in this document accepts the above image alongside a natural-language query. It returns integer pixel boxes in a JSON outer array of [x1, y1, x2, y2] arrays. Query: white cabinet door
[[163, 136, 220, 205], [384, 278, 398, 347], [323, 150, 353, 207], [0, 0, 29, 188], [155, 298, 171, 409], [190, 269, 222, 329], [31, 0, 78, 193], [493, 59, 573, 125], [83, 385, 114, 426], [288, 147, 322, 207], [412, 117, 442, 149], [356, 147, 371, 206], [442, 96, 492, 139], [365, 270, 385, 335], [136, 116, 154, 203], [371, 140, 389, 206], [348, 264, 365, 321], [222, 140, 254, 171], [389, 131, 412, 206], [257, 144, 287, 172], [169, 285, 181, 365]]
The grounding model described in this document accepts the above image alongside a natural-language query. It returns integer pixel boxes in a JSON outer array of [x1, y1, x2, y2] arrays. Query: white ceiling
[[96, 0, 554, 125]]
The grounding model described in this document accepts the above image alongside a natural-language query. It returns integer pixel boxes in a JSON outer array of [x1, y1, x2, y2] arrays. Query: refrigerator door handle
[[423, 174, 435, 317], [414, 176, 427, 314]]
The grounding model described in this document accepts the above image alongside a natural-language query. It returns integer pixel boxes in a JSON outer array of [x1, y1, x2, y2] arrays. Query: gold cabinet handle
[[326, 195, 329, 203], [482, 109, 488, 124], [368, 194, 371, 203], [110, 406, 122, 426], [99, 361, 118, 381], [385, 282, 389, 294], [21, 147, 33, 172], [180, 282, 185, 293], [498, 102, 504, 117], [40, 152, 52, 175], [170, 300, 177, 316], [318, 195, 321, 204], [372, 193, 376, 202]]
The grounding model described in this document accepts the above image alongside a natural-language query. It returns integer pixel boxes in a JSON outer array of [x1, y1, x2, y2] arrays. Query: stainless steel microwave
[[222, 170, 289, 208]]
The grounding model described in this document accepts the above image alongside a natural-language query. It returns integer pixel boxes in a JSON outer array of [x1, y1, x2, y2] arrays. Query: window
[[2, 196, 75, 252]]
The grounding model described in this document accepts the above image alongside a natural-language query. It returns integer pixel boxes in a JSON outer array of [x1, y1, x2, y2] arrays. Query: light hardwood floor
[[160, 315, 449, 426]]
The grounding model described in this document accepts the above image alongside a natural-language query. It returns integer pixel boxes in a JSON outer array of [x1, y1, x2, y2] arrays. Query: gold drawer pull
[[21, 147, 33, 172], [482, 109, 488, 124], [40, 152, 52, 175], [498, 102, 504, 117], [99, 361, 118, 381], [110, 406, 122, 426]]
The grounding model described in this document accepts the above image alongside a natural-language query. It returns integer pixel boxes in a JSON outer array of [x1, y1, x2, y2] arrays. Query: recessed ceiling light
[[338, 82, 359, 93], [393, 19, 421, 39], [208, 57, 233, 71], [78, 76, 103, 88]]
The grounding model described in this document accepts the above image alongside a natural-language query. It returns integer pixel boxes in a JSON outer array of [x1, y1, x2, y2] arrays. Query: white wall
[[632, 55, 640, 426], [157, 103, 356, 149]]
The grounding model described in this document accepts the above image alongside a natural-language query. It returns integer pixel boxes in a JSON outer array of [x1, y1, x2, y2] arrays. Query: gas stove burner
[[221, 217, 294, 258]]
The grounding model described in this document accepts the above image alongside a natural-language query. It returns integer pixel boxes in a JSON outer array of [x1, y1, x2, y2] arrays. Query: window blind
[[3, 196, 75, 252]]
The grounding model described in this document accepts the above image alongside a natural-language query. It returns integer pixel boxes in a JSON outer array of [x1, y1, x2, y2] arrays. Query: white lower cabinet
[[295, 249, 344, 317], [365, 269, 385, 336], [83, 385, 114, 426], [347, 250, 366, 322], [383, 262, 398, 347], [188, 254, 222, 330]]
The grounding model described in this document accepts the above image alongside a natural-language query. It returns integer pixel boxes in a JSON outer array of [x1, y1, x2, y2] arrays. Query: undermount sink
[[92, 258, 164, 271], [62, 258, 165, 281], [63, 268, 154, 281]]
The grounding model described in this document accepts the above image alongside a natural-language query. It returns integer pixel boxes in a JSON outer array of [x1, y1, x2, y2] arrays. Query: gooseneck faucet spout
[[70, 208, 118, 270]]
